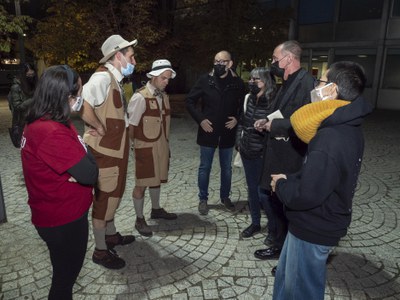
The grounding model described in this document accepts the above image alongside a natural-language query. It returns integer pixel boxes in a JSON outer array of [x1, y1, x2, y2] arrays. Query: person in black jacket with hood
[[236, 67, 277, 238], [186, 50, 245, 216], [270, 61, 373, 300]]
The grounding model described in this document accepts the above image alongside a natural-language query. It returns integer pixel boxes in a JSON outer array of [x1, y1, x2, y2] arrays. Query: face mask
[[120, 55, 135, 77], [248, 82, 261, 94], [213, 64, 227, 77], [310, 83, 334, 103], [71, 96, 83, 112], [270, 61, 285, 78]]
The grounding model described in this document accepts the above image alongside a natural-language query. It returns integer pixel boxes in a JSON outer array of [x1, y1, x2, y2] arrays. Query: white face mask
[[71, 96, 83, 112], [310, 82, 334, 103]]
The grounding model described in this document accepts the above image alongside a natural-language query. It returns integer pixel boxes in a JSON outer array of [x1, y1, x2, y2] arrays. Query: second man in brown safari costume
[[128, 59, 177, 237]]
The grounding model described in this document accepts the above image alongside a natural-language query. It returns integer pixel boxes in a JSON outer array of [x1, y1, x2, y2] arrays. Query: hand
[[200, 119, 213, 132], [270, 174, 287, 192], [88, 125, 105, 137], [225, 116, 237, 129], [254, 119, 267, 132], [264, 120, 272, 132], [68, 176, 77, 183]]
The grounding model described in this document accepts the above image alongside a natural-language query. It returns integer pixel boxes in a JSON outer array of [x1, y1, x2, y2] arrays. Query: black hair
[[19, 62, 37, 97], [250, 67, 277, 101], [327, 61, 366, 101], [25, 65, 80, 126]]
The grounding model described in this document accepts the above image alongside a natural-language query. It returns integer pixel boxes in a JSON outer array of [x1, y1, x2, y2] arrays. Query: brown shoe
[[105, 232, 135, 249], [135, 217, 153, 237], [92, 248, 126, 269], [150, 208, 177, 220]]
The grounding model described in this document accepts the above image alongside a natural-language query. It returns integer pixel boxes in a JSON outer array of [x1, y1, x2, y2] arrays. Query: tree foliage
[[172, 0, 292, 74], [85, 0, 179, 73], [19, 0, 292, 89], [0, 0, 31, 54], [26, 0, 99, 71]]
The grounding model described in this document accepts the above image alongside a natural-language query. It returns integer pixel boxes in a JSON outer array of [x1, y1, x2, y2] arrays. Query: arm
[[80, 101, 105, 136], [185, 76, 206, 124], [269, 118, 293, 138], [226, 80, 246, 130], [67, 149, 99, 186], [9, 84, 24, 112], [274, 150, 340, 210]]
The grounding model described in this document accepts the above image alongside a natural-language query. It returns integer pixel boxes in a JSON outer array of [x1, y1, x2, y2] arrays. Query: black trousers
[[36, 212, 88, 300], [269, 193, 288, 248]]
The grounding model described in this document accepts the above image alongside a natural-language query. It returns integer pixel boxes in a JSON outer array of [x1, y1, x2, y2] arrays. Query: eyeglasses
[[249, 77, 261, 82], [314, 79, 331, 88], [272, 55, 288, 63], [214, 59, 230, 65]]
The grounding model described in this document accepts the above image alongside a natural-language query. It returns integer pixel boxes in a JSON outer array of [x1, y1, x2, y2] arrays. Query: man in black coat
[[186, 50, 246, 216], [253, 40, 315, 259]]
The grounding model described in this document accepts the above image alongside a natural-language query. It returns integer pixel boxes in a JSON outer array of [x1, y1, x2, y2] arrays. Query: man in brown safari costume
[[81, 34, 137, 269], [128, 59, 177, 237]]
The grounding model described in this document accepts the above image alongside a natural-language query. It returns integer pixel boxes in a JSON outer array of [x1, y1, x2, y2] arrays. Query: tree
[[172, 0, 292, 77], [85, 0, 179, 73], [26, 0, 100, 71], [0, 0, 31, 54]]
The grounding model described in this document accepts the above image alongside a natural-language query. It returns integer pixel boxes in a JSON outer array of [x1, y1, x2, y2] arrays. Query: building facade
[[293, 0, 400, 110]]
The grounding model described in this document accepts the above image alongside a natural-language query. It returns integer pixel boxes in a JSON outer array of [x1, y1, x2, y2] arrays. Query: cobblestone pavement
[[0, 96, 399, 300]]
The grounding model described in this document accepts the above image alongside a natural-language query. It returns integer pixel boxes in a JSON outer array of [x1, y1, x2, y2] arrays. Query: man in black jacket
[[186, 50, 245, 215], [270, 61, 372, 299], [254, 40, 315, 259]]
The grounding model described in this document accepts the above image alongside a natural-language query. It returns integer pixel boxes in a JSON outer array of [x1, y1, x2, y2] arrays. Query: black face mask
[[248, 82, 261, 94], [270, 61, 285, 78], [213, 64, 227, 77]]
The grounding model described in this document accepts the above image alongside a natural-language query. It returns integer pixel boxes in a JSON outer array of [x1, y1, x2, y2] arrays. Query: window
[[298, 0, 335, 25], [383, 49, 400, 89], [393, 0, 400, 17], [339, 0, 383, 21], [333, 49, 376, 88]]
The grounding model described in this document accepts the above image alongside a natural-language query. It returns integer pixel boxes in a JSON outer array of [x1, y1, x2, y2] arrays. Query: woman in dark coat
[[236, 67, 276, 238]]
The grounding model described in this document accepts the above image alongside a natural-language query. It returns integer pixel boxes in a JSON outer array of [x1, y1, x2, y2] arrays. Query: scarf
[[290, 100, 350, 144]]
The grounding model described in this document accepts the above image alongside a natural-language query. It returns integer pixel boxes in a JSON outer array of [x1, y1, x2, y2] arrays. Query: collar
[[105, 62, 123, 83], [283, 68, 301, 85], [146, 81, 156, 95], [146, 81, 164, 97]]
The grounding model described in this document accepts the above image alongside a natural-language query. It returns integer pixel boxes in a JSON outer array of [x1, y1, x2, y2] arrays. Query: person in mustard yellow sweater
[[270, 61, 373, 300]]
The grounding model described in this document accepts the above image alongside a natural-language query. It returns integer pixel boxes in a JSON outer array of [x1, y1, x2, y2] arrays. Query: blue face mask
[[120, 55, 135, 77]]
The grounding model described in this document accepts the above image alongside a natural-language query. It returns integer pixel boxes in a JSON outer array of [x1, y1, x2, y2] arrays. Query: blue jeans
[[198, 146, 233, 201], [241, 155, 271, 226], [273, 232, 333, 300]]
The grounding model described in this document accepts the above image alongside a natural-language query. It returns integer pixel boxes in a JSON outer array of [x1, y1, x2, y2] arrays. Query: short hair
[[281, 40, 302, 60], [26, 65, 80, 126], [327, 61, 366, 101], [250, 67, 277, 101], [110, 46, 133, 62]]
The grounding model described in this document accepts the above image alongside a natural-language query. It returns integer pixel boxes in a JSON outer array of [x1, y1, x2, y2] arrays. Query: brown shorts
[[90, 134, 129, 221]]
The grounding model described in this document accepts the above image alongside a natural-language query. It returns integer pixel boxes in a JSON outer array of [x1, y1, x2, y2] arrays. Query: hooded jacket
[[186, 71, 246, 148], [275, 96, 373, 246]]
